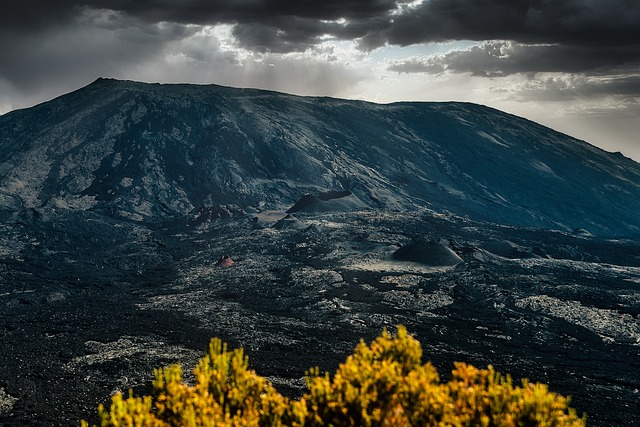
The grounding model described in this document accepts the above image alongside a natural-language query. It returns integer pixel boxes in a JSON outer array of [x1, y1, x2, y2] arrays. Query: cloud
[[0, 8, 196, 95], [383, 0, 640, 47], [231, 19, 325, 54], [504, 74, 640, 103], [0, 1, 399, 42], [0, 5, 365, 114], [4, 1, 639, 67], [1, 1, 391, 97], [2, 0, 637, 103], [388, 41, 640, 77], [6, 1, 637, 52]]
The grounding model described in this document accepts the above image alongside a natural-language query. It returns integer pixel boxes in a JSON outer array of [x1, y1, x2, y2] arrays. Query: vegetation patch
[[83, 326, 586, 426]]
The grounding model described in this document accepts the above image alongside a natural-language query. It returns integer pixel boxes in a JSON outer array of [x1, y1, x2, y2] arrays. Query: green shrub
[[82, 326, 586, 426]]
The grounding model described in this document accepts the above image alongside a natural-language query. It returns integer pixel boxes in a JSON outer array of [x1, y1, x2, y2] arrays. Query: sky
[[1, 0, 639, 161]]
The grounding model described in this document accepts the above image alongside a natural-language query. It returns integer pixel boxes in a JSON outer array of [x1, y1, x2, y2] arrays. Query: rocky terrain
[[0, 79, 639, 426]]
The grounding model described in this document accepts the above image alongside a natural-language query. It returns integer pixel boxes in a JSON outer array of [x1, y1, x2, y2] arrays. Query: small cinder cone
[[393, 237, 463, 266]]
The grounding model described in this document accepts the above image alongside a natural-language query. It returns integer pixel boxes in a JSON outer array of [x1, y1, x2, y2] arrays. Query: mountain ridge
[[1, 78, 639, 235]]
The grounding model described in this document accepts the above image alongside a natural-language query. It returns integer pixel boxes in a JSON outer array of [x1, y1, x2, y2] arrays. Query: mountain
[[1, 78, 639, 235], [1, 80, 639, 427]]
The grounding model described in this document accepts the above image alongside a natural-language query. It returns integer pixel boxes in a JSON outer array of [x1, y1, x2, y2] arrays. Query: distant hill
[[1, 78, 639, 235]]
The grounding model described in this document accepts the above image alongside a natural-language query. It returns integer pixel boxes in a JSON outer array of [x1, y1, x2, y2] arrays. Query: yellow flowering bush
[[82, 326, 586, 426]]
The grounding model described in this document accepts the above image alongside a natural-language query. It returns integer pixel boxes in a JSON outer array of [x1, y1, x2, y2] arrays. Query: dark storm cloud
[[0, 0, 400, 32], [3, 0, 639, 60], [383, 0, 640, 48], [7, 0, 637, 46], [0, 0, 403, 88], [231, 17, 328, 54]]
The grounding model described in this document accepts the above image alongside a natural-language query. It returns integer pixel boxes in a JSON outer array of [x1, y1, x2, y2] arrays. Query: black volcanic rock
[[1, 78, 639, 235]]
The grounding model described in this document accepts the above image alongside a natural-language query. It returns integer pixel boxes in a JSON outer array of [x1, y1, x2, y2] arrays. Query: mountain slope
[[1, 78, 639, 235]]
